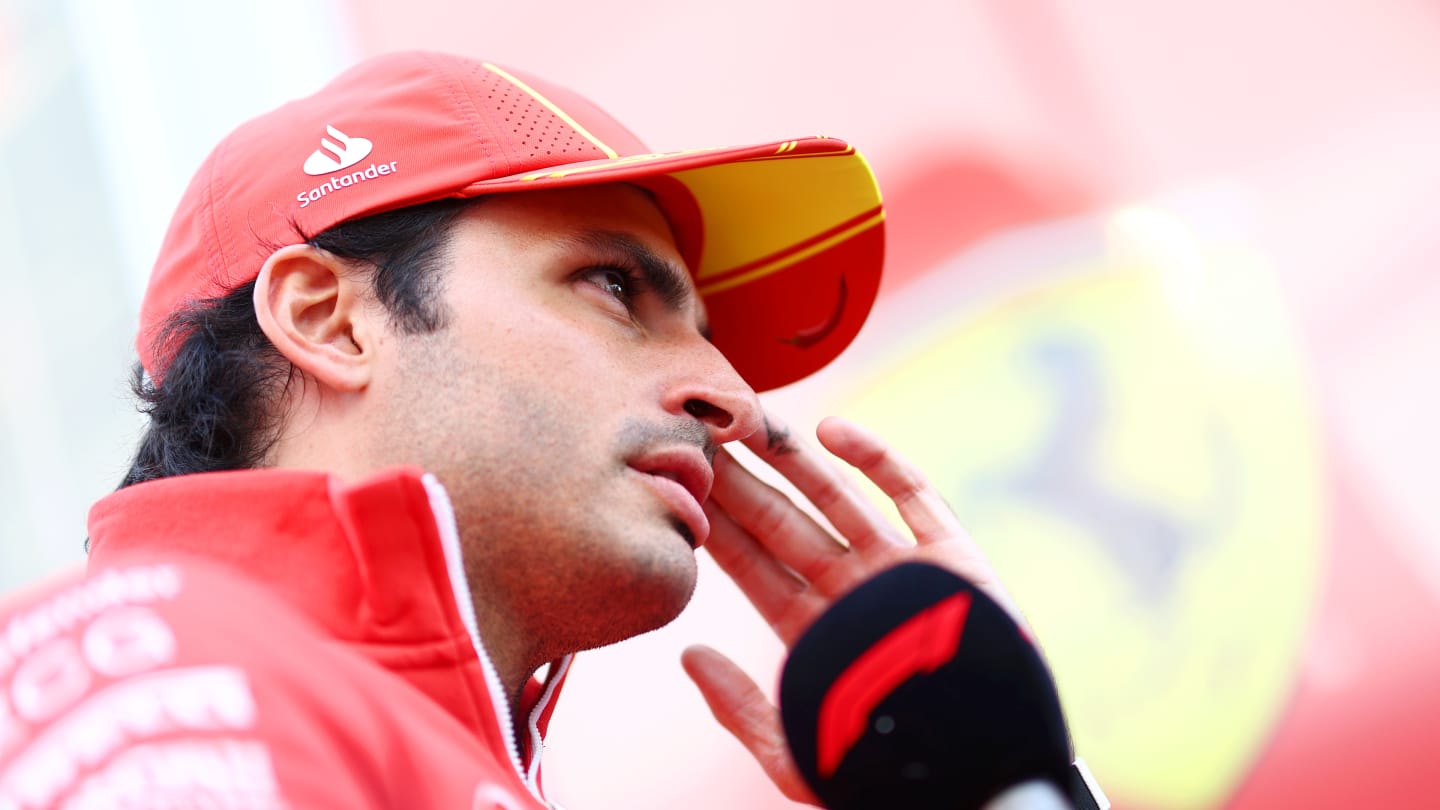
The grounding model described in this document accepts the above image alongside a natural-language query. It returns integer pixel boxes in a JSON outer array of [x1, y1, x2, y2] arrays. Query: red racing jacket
[[0, 466, 573, 809]]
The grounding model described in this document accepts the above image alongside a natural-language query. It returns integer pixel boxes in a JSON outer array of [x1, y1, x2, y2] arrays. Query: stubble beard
[[390, 330, 710, 670]]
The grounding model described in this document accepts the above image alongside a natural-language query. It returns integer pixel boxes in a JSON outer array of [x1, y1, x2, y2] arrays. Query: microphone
[[779, 562, 1095, 810]]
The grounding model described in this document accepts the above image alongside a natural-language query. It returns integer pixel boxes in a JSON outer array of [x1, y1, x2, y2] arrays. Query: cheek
[[454, 350, 621, 474], [499, 328, 649, 404], [422, 299, 658, 466], [447, 270, 666, 396]]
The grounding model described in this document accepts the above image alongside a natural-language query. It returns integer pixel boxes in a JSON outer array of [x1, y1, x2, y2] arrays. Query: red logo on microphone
[[815, 591, 973, 777]]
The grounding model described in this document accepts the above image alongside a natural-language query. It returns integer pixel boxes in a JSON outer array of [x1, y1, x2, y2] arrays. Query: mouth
[[670, 518, 697, 549], [628, 450, 714, 548]]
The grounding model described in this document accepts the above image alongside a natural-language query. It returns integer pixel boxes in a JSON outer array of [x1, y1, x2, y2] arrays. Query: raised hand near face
[[681, 413, 1027, 805]]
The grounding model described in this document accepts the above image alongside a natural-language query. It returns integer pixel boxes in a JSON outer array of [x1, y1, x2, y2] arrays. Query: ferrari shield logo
[[833, 207, 1324, 808]]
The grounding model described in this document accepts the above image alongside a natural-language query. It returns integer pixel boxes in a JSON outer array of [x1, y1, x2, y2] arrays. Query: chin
[[575, 548, 698, 650], [623, 557, 699, 627]]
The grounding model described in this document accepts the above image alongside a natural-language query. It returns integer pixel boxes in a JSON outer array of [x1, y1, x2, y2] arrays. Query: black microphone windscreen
[[779, 562, 1071, 810]]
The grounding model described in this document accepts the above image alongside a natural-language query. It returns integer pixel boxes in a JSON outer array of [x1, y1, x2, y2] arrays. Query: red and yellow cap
[[141, 51, 885, 391]]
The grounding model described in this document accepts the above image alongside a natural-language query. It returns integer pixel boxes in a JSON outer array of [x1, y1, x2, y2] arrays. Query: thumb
[[681, 645, 819, 806]]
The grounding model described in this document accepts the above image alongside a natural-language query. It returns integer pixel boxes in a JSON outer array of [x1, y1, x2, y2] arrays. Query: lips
[[628, 449, 714, 548]]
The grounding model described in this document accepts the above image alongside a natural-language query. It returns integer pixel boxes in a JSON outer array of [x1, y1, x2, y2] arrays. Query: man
[[0, 52, 1013, 808]]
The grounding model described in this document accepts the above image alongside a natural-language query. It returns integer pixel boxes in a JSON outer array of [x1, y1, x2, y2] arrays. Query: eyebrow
[[568, 229, 712, 340]]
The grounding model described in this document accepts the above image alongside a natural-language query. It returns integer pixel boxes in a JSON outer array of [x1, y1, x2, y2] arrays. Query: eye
[[583, 265, 642, 308], [597, 269, 630, 300]]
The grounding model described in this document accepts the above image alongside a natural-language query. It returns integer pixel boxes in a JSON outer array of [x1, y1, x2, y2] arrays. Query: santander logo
[[302, 125, 374, 176], [295, 125, 399, 210]]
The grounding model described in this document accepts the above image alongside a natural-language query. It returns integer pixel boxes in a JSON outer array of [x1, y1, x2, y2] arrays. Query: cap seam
[[421, 51, 514, 182], [480, 62, 617, 160]]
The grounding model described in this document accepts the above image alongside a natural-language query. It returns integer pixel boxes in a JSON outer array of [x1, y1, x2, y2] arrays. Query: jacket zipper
[[421, 474, 554, 808]]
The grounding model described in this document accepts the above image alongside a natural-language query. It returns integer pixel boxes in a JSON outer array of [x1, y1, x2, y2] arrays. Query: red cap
[[142, 51, 885, 391]]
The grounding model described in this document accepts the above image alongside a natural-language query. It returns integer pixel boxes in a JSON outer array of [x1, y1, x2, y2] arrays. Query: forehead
[[447, 183, 708, 324], [468, 183, 675, 234]]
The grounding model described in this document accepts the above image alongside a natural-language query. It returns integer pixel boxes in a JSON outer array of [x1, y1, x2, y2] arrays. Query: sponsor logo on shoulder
[[296, 125, 399, 209]]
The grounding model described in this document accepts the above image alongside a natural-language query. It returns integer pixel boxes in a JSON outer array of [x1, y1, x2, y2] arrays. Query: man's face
[[371, 183, 762, 658]]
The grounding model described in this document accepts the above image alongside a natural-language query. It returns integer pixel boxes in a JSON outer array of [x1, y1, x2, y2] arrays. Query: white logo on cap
[[302, 125, 374, 176]]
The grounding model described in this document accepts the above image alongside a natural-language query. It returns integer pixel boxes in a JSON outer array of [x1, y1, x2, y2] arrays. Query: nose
[[663, 342, 763, 447]]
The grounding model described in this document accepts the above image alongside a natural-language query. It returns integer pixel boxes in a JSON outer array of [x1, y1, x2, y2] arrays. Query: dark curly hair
[[119, 197, 479, 489]]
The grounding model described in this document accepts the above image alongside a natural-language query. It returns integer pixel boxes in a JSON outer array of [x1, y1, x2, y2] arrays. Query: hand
[[681, 413, 1022, 805]]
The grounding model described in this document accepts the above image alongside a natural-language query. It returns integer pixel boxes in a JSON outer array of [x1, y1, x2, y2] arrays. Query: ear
[[253, 244, 376, 392]]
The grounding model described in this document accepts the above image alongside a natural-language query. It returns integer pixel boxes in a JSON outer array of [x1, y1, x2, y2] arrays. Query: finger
[[710, 449, 850, 584], [742, 413, 908, 553], [816, 416, 970, 547], [680, 645, 820, 806], [702, 496, 815, 635]]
